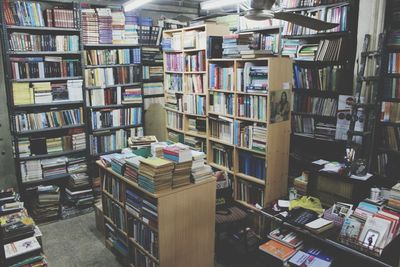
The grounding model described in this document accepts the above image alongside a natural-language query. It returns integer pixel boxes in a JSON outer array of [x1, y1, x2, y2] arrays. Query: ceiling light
[[124, 0, 152, 12], [201, 0, 244, 10]]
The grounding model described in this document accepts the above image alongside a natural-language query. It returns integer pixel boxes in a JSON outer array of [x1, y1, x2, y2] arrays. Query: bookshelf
[[374, 0, 400, 185], [207, 57, 293, 209], [97, 160, 216, 267], [81, 5, 145, 164], [162, 24, 230, 152], [0, 0, 89, 218], [280, 0, 360, 174]]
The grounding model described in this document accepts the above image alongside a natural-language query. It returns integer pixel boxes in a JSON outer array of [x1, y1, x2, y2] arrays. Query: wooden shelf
[[236, 116, 267, 123], [89, 103, 142, 109], [236, 173, 266, 186], [237, 91, 268, 96], [236, 146, 266, 156], [209, 89, 235, 94], [184, 48, 206, 52], [11, 76, 83, 83], [103, 190, 125, 207], [165, 70, 183, 74], [92, 125, 142, 133], [208, 162, 234, 174], [208, 137, 235, 147], [18, 149, 86, 161], [129, 238, 160, 263], [208, 112, 235, 118], [184, 71, 207, 74], [8, 51, 81, 55], [22, 173, 70, 187], [14, 101, 84, 110], [184, 113, 207, 118], [84, 44, 141, 48], [86, 82, 142, 89], [104, 215, 128, 238], [165, 107, 184, 114], [282, 31, 350, 39], [235, 200, 260, 212], [85, 63, 141, 68], [6, 25, 80, 32], [185, 131, 207, 139], [166, 126, 184, 133]]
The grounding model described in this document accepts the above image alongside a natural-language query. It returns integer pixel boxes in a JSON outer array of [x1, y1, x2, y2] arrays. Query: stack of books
[[32, 185, 60, 222], [151, 142, 168, 158], [72, 132, 86, 150], [67, 156, 88, 175], [238, 151, 266, 180], [67, 79, 84, 101], [12, 83, 33, 105], [124, 11, 139, 45], [381, 102, 400, 123], [125, 189, 142, 218], [111, 11, 125, 44], [63, 173, 94, 218], [388, 183, 400, 211], [122, 87, 143, 104], [41, 157, 68, 179], [138, 158, 174, 193], [124, 156, 144, 183], [222, 34, 252, 58], [143, 82, 164, 96], [3, 236, 46, 266], [163, 145, 192, 188], [32, 82, 52, 103], [241, 33, 280, 58], [281, 39, 301, 57], [46, 138, 63, 153], [191, 151, 213, 183], [82, 9, 99, 45], [97, 8, 113, 44], [293, 172, 309, 196], [20, 160, 42, 182], [128, 136, 158, 148]]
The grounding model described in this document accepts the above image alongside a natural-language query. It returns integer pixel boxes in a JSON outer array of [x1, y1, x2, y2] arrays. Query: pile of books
[[163, 145, 192, 188], [191, 151, 213, 183], [314, 122, 336, 140], [0, 188, 48, 266], [68, 156, 87, 174], [124, 11, 139, 45], [293, 172, 309, 196], [222, 34, 252, 58], [122, 87, 143, 104], [97, 8, 113, 44], [72, 132, 86, 150], [128, 135, 158, 148], [142, 47, 163, 63], [63, 173, 94, 219], [388, 183, 400, 211], [124, 156, 144, 183], [82, 9, 99, 45], [143, 82, 164, 96], [241, 33, 280, 58], [111, 11, 125, 44], [151, 142, 168, 158], [20, 160, 42, 182], [138, 158, 174, 193], [32, 185, 60, 222], [41, 157, 68, 179]]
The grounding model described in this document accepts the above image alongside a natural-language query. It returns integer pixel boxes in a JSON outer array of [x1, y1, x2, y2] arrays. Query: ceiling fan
[[196, 0, 339, 31]]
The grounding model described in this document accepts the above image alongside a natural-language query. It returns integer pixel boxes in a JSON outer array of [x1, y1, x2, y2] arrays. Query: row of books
[[4, 1, 79, 28], [166, 111, 183, 131], [210, 116, 234, 144], [245, 33, 280, 56], [183, 30, 207, 50], [104, 197, 127, 232], [185, 51, 206, 72], [18, 131, 85, 157], [293, 95, 338, 117], [63, 173, 94, 219], [142, 46, 163, 63], [165, 93, 182, 111], [182, 95, 206, 116], [376, 153, 399, 178], [237, 95, 268, 121], [138, 25, 163, 46], [384, 78, 400, 99], [282, 5, 349, 35], [91, 107, 142, 130], [381, 126, 400, 152], [84, 66, 141, 87], [209, 65, 234, 91], [129, 217, 159, 258], [143, 66, 163, 80], [163, 32, 183, 51], [388, 30, 400, 47], [184, 74, 206, 94], [293, 65, 345, 91], [0, 189, 48, 266], [209, 92, 234, 116], [212, 143, 233, 170], [388, 53, 400, 73], [296, 38, 344, 61], [165, 53, 184, 72], [10, 57, 80, 80], [89, 129, 128, 156], [87, 86, 142, 106], [105, 222, 128, 256], [239, 152, 266, 180], [84, 48, 141, 66], [292, 115, 314, 136], [9, 33, 79, 52], [282, 0, 347, 8], [15, 108, 83, 132], [222, 34, 252, 58], [13, 80, 83, 105], [236, 179, 265, 207], [240, 64, 269, 93], [381, 102, 400, 123], [164, 74, 182, 92], [143, 82, 163, 96], [234, 121, 267, 152], [188, 117, 206, 134]]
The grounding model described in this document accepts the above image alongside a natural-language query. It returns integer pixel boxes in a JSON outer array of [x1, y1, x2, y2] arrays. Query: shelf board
[[104, 215, 128, 238], [165, 107, 184, 114], [142, 77, 164, 82], [166, 126, 184, 133], [84, 43, 141, 48], [236, 173, 265, 185], [381, 98, 400, 103], [143, 94, 164, 98], [163, 50, 183, 53], [16, 124, 85, 136], [103, 190, 125, 207], [236, 116, 267, 123], [165, 90, 184, 94], [89, 103, 142, 109], [12, 76, 83, 83], [7, 25, 80, 32], [85, 82, 142, 89], [208, 112, 235, 118], [13, 101, 84, 110], [165, 71, 184, 74], [209, 89, 235, 94], [8, 51, 81, 55], [92, 125, 142, 133], [236, 146, 265, 156], [209, 162, 234, 174], [184, 71, 207, 74], [185, 92, 207, 96], [237, 26, 281, 34], [235, 200, 260, 212], [22, 173, 70, 187], [91, 149, 122, 157], [184, 48, 206, 52], [185, 113, 207, 118], [292, 133, 346, 144], [283, 31, 350, 40], [291, 111, 336, 119], [18, 149, 86, 161], [209, 137, 234, 147], [129, 238, 160, 264], [207, 58, 236, 62], [237, 91, 268, 97], [85, 63, 141, 68], [185, 131, 207, 139]]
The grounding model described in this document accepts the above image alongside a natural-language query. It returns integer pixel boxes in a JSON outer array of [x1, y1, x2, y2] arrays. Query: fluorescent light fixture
[[201, 0, 244, 10], [124, 0, 152, 11]]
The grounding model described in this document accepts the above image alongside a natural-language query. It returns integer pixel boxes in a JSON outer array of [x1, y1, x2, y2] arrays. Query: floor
[[39, 212, 260, 267]]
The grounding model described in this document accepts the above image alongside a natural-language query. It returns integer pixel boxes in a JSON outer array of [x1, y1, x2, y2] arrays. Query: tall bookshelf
[[207, 57, 293, 209], [374, 0, 400, 185], [0, 0, 88, 216], [162, 24, 229, 152], [97, 160, 216, 267], [81, 5, 145, 176], [281, 0, 360, 175]]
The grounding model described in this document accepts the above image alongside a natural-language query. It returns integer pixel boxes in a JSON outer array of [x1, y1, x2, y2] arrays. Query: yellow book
[[139, 157, 174, 168], [13, 82, 33, 105]]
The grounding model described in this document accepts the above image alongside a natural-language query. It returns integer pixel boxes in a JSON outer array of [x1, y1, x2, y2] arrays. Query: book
[[259, 239, 296, 261], [305, 218, 334, 233], [209, 92, 234, 116], [289, 250, 332, 267], [91, 107, 142, 130], [268, 228, 303, 248], [207, 36, 223, 59], [4, 237, 41, 260], [236, 179, 264, 207], [209, 64, 234, 91], [381, 102, 400, 123]]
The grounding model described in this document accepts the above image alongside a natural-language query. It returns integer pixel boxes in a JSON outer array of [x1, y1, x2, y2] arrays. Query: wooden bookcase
[[162, 24, 229, 152], [97, 161, 216, 267], [206, 57, 293, 209]]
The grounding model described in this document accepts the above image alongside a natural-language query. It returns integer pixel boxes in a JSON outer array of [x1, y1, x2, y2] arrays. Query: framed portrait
[[270, 89, 291, 124]]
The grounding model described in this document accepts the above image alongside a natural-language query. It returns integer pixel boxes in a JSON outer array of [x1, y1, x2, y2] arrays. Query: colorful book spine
[[209, 64, 234, 91], [166, 111, 183, 130], [91, 107, 142, 130], [237, 95, 267, 121], [90, 130, 128, 155], [209, 92, 234, 116], [84, 66, 141, 87]]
